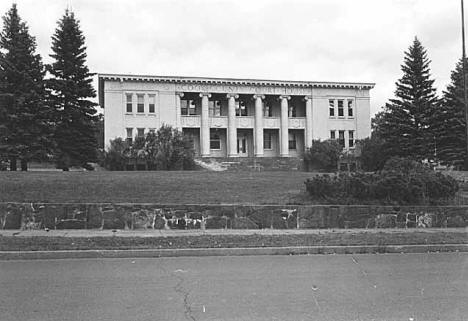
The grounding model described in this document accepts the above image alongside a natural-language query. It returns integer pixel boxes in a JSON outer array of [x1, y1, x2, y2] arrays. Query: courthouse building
[[98, 74, 374, 158]]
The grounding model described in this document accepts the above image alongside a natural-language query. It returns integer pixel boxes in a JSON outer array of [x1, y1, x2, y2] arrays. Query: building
[[98, 74, 374, 158]]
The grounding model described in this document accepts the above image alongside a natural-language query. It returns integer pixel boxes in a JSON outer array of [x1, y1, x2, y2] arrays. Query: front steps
[[196, 157, 304, 171]]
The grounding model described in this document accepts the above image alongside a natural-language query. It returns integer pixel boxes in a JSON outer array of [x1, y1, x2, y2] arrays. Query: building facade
[[98, 74, 374, 158]]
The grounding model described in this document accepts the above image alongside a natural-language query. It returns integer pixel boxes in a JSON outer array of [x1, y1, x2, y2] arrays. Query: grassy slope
[[0, 171, 318, 204]]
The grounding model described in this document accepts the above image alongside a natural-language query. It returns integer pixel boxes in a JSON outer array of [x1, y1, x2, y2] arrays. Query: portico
[[99, 74, 374, 159]]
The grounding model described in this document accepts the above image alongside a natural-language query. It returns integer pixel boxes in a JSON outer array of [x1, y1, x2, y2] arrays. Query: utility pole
[[462, 0, 468, 169]]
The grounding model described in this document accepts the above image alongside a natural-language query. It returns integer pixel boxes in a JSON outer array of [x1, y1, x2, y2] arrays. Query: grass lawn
[[0, 171, 318, 204]]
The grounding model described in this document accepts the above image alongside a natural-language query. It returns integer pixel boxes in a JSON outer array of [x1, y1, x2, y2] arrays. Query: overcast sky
[[0, 0, 462, 116]]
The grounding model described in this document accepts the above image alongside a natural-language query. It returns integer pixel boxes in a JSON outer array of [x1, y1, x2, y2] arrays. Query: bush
[[357, 136, 388, 171], [304, 157, 459, 204], [304, 139, 342, 172], [103, 125, 195, 171]]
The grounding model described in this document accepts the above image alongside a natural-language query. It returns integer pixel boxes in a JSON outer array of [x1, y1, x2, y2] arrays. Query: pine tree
[[0, 4, 50, 171], [432, 58, 468, 169], [374, 37, 438, 161], [48, 10, 98, 170]]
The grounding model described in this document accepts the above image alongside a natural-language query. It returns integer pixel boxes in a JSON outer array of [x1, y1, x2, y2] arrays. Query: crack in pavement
[[173, 270, 196, 321]]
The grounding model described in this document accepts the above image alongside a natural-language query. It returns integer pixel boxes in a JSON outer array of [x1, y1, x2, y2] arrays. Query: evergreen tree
[[432, 58, 468, 169], [48, 10, 98, 170], [374, 37, 438, 161], [0, 4, 49, 171]]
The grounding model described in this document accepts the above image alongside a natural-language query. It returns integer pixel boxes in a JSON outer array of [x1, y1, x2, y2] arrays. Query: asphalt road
[[0, 253, 467, 321]]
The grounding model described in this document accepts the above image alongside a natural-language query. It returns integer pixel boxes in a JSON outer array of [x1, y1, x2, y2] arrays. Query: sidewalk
[[1, 228, 466, 260], [1, 227, 466, 238]]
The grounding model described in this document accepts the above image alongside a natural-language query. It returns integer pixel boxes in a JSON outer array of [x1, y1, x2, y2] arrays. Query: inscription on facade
[[175, 83, 312, 96]]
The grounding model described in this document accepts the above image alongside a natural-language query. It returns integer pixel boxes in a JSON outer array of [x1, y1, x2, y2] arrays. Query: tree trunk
[[10, 158, 17, 171], [20, 159, 28, 171]]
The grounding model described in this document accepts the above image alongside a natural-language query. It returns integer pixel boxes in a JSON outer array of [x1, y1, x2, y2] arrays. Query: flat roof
[[98, 73, 375, 107]]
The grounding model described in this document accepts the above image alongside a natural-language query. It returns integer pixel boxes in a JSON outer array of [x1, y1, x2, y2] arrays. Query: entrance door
[[237, 136, 248, 156]]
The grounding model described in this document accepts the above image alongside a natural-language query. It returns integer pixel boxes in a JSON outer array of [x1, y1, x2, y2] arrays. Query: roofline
[[97, 73, 375, 107]]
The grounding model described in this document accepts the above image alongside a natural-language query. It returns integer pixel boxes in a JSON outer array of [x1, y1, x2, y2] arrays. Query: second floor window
[[149, 95, 155, 113], [348, 100, 353, 117], [329, 100, 335, 117], [288, 105, 296, 117], [181, 100, 198, 115], [263, 103, 272, 117], [338, 100, 344, 117], [209, 100, 221, 116], [126, 94, 132, 113], [137, 94, 144, 113], [236, 100, 248, 116]]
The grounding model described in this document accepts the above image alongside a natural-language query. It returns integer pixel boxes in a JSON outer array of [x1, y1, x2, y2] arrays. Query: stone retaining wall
[[0, 203, 467, 230]]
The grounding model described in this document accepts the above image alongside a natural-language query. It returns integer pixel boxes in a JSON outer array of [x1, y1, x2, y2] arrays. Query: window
[[137, 94, 144, 113], [288, 132, 296, 150], [348, 100, 353, 117], [264, 131, 272, 149], [181, 100, 197, 115], [137, 128, 145, 138], [288, 105, 296, 117], [330, 130, 336, 140], [126, 94, 132, 113], [210, 133, 221, 150], [209, 100, 221, 116], [329, 99, 335, 117], [349, 130, 354, 148], [338, 130, 345, 148], [149, 95, 155, 113], [236, 100, 248, 116], [263, 102, 272, 117], [338, 100, 344, 117], [126, 128, 133, 144], [149, 128, 156, 134]]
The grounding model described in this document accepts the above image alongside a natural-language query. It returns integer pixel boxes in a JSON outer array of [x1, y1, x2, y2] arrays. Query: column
[[199, 93, 211, 157], [253, 94, 265, 157], [175, 92, 184, 130], [227, 93, 239, 157], [304, 96, 313, 149], [279, 95, 290, 157]]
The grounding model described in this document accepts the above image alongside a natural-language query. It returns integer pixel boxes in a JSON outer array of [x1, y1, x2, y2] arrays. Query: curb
[[0, 244, 467, 260]]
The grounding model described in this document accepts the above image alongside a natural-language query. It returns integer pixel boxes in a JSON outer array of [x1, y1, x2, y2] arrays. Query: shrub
[[304, 157, 459, 205], [357, 136, 388, 171], [102, 125, 195, 171], [304, 139, 342, 172]]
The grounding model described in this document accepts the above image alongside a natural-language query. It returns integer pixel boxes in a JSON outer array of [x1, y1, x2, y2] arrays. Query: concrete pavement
[[0, 253, 466, 321]]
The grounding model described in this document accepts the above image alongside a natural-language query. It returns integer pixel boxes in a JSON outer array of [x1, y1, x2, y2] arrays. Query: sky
[[0, 0, 463, 116]]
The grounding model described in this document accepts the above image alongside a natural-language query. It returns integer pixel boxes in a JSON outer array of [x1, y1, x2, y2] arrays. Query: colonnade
[[177, 93, 314, 158]]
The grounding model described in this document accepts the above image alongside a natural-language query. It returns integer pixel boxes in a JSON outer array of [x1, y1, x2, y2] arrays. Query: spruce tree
[[374, 37, 438, 161], [432, 58, 468, 169], [0, 4, 49, 171], [48, 9, 98, 170]]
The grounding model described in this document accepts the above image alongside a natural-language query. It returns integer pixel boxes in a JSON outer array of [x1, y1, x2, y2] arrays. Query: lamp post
[[462, 0, 468, 169]]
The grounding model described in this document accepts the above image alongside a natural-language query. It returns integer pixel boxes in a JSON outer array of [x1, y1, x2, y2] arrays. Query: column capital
[[303, 95, 313, 101], [176, 92, 184, 98], [199, 93, 212, 98], [253, 94, 265, 100], [279, 95, 291, 100], [226, 93, 239, 99]]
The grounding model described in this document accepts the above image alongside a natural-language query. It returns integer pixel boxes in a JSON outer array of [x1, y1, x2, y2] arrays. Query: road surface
[[0, 253, 467, 321]]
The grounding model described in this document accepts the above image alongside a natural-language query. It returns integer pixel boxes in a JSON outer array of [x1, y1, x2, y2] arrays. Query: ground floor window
[[210, 133, 221, 150], [288, 132, 296, 150], [137, 128, 145, 138], [349, 130, 354, 148], [126, 128, 133, 144], [338, 130, 345, 148], [330, 130, 336, 140], [264, 132, 272, 149]]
